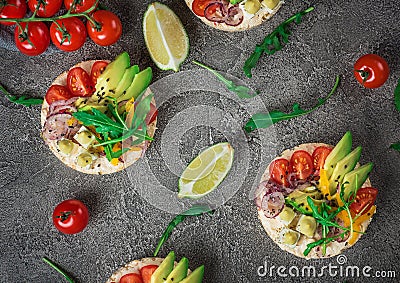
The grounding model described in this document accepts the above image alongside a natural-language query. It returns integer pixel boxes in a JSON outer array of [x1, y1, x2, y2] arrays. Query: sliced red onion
[[42, 113, 80, 142], [261, 191, 285, 218], [204, 2, 228, 23], [225, 5, 244, 26]]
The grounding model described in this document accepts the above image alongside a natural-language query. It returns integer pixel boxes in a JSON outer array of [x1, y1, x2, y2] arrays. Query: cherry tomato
[[119, 273, 143, 283], [269, 158, 290, 187], [87, 10, 122, 46], [53, 199, 89, 234], [45, 84, 73, 104], [0, 0, 27, 26], [140, 265, 158, 283], [67, 67, 95, 97], [354, 54, 389, 89], [14, 22, 50, 56], [64, 0, 97, 13], [28, 0, 62, 17], [349, 187, 378, 215], [312, 146, 332, 172], [50, 18, 87, 52], [192, 0, 214, 17], [289, 150, 314, 180], [90, 61, 109, 85]]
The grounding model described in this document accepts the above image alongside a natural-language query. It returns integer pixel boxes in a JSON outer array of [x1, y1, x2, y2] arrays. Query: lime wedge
[[178, 143, 234, 199], [143, 2, 189, 72]]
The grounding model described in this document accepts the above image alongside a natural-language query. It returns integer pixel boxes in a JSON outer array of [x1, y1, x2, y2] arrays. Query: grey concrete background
[[0, 0, 399, 282]]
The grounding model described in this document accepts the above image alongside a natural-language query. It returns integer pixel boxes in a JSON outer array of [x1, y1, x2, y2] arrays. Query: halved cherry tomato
[[64, 0, 97, 13], [45, 85, 73, 104], [269, 158, 290, 187], [354, 54, 389, 88], [312, 146, 332, 173], [50, 17, 87, 52], [67, 67, 95, 97], [0, 0, 27, 26], [289, 150, 314, 180], [14, 21, 50, 56], [86, 10, 122, 46], [52, 199, 89, 234], [349, 187, 378, 215], [28, 0, 62, 18], [192, 0, 214, 17], [119, 273, 143, 283], [140, 265, 158, 283], [90, 61, 109, 85]]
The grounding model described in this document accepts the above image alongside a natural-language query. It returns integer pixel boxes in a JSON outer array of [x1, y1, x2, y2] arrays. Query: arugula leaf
[[390, 142, 400, 152], [154, 205, 214, 257], [192, 61, 258, 99], [42, 257, 75, 283], [0, 83, 43, 106], [395, 78, 400, 112], [244, 75, 340, 133], [243, 7, 315, 78], [284, 198, 312, 216], [130, 93, 154, 131]]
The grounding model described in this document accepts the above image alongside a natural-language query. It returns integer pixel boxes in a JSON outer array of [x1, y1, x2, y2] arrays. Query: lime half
[[178, 143, 234, 199]]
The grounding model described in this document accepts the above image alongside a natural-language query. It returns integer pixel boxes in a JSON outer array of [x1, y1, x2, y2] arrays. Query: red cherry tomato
[[28, 0, 62, 17], [349, 187, 378, 215], [64, 0, 97, 13], [269, 158, 290, 187], [312, 146, 332, 173], [45, 84, 73, 104], [87, 10, 122, 46], [50, 18, 87, 52], [90, 61, 109, 85], [14, 22, 50, 56], [140, 265, 158, 283], [192, 0, 214, 17], [52, 199, 89, 234], [67, 67, 95, 97], [354, 54, 389, 88], [0, 0, 27, 26], [119, 273, 143, 283], [289, 150, 314, 180]]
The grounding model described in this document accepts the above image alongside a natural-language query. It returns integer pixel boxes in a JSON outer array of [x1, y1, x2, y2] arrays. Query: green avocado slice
[[178, 265, 204, 283], [117, 67, 152, 102], [342, 162, 373, 200], [323, 131, 352, 179], [165, 257, 188, 283], [113, 65, 140, 98], [151, 251, 175, 283]]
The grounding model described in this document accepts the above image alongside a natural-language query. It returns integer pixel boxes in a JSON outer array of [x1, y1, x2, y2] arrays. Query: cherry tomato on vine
[[28, 0, 62, 17], [354, 54, 389, 89], [52, 199, 89, 234], [67, 67, 95, 97], [87, 10, 122, 46], [50, 17, 87, 52], [45, 84, 73, 104], [14, 21, 50, 56], [349, 187, 378, 215], [64, 0, 97, 13], [90, 60, 108, 84], [192, 0, 214, 17], [0, 0, 27, 26]]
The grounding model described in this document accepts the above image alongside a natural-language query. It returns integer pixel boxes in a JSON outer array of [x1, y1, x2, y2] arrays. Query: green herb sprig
[[192, 61, 258, 99], [391, 78, 400, 151], [244, 75, 340, 133], [243, 6, 315, 78], [0, 83, 43, 106], [42, 257, 75, 283], [154, 205, 214, 257]]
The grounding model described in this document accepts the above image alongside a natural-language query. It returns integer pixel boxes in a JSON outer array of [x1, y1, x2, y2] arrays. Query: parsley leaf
[[0, 83, 43, 106]]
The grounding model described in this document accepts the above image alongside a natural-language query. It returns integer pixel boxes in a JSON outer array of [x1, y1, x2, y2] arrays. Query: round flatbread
[[184, 0, 284, 32], [41, 60, 157, 175], [256, 143, 376, 259]]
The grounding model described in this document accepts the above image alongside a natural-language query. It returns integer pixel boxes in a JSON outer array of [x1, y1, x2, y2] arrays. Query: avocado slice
[[323, 131, 352, 179], [341, 162, 373, 200], [78, 103, 108, 113], [117, 67, 152, 102], [151, 251, 175, 283], [94, 52, 130, 99], [178, 265, 204, 283], [164, 257, 188, 283], [113, 65, 140, 98], [328, 146, 362, 195], [287, 189, 324, 214]]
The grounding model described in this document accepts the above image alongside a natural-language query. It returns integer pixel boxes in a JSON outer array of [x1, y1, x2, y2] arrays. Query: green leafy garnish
[[0, 83, 43, 106], [42, 257, 75, 283], [284, 197, 312, 216], [154, 205, 214, 257], [192, 61, 258, 99], [244, 75, 340, 133], [243, 6, 315, 78], [390, 142, 400, 152], [394, 78, 400, 112]]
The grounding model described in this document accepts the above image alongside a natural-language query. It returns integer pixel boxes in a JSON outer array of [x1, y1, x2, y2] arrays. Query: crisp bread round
[[257, 143, 376, 259], [40, 60, 157, 175], [184, 0, 284, 32]]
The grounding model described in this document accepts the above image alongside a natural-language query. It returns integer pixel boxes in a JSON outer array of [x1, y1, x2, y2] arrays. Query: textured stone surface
[[0, 0, 400, 282]]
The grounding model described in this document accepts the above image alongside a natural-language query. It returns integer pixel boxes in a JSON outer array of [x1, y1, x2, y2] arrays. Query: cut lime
[[143, 2, 189, 72], [178, 143, 234, 199]]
